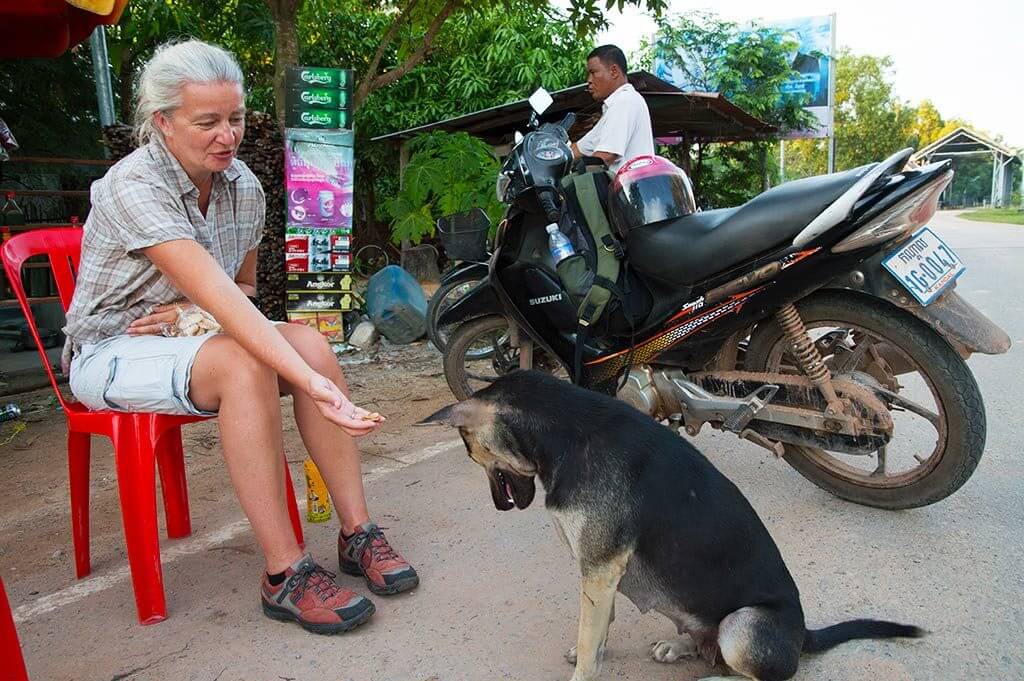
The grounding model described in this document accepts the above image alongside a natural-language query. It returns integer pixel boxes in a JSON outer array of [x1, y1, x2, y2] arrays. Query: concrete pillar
[[1002, 158, 1016, 209], [990, 154, 999, 207]]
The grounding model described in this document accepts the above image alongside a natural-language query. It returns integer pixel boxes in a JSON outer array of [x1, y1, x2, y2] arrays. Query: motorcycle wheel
[[443, 315, 566, 401], [744, 291, 985, 509], [426, 277, 483, 354]]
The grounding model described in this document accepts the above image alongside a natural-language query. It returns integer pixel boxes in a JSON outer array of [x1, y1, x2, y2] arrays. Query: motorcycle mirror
[[528, 88, 554, 115], [514, 130, 524, 145]]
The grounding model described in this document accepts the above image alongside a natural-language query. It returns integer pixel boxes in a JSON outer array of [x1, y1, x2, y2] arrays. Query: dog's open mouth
[[488, 468, 535, 511]]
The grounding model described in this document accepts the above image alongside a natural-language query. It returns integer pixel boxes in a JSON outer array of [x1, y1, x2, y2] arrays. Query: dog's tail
[[803, 619, 926, 653]]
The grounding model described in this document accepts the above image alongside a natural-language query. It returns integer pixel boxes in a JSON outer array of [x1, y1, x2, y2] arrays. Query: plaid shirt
[[62, 135, 265, 368]]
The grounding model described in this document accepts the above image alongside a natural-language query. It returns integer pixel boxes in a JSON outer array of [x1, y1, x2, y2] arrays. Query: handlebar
[[538, 189, 561, 224]]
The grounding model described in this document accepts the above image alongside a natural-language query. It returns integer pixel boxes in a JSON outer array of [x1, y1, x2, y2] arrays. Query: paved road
[[7, 211, 1023, 681]]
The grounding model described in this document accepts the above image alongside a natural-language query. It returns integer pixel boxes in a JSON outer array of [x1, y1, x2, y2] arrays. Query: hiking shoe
[[261, 553, 375, 634], [339, 522, 419, 595]]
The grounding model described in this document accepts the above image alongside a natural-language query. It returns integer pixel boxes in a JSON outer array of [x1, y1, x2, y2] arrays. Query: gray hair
[[133, 39, 245, 145]]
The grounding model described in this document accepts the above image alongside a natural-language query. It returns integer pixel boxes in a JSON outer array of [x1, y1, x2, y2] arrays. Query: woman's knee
[[279, 323, 337, 375], [194, 336, 276, 394]]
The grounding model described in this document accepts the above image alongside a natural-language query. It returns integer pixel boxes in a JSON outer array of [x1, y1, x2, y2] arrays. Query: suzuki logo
[[529, 293, 563, 306]]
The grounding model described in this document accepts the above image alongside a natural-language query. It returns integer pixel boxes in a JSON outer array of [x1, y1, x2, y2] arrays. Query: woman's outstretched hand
[[307, 372, 384, 437]]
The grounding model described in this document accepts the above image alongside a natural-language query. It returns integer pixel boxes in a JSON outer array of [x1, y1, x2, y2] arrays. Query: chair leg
[[155, 428, 191, 539], [282, 458, 304, 548], [111, 418, 167, 625], [67, 431, 91, 579], [0, 578, 30, 681]]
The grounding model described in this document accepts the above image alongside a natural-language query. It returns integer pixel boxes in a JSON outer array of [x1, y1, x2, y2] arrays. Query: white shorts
[[69, 333, 220, 416]]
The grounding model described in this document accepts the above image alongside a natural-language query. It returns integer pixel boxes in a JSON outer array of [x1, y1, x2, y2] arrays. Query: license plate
[[882, 227, 965, 306]]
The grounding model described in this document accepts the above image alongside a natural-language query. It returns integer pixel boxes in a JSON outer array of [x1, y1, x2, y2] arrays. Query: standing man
[[572, 45, 655, 173]]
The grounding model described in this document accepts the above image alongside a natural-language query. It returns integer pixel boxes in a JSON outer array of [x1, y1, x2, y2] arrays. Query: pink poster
[[284, 128, 354, 230]]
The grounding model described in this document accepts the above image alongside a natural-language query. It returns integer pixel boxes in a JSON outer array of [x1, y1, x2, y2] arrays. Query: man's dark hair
[[587, 45, 627, 74]]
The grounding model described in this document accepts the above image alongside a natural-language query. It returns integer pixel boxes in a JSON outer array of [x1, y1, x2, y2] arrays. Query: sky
[[592, 0, 1023, 149]]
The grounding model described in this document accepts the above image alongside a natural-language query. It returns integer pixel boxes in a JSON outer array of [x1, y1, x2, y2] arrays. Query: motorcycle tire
[[443, 315, 565, 401], [744, 290, 985, 510], [426, 277, 483, 354]]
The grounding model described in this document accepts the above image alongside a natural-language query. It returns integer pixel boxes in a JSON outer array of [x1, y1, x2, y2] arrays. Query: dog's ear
[[417, 400, 490, 428]]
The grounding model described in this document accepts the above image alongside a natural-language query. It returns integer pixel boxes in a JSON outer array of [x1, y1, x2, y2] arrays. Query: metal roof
[[371, 71, 776, 145], [913, 126, 1019, 161]]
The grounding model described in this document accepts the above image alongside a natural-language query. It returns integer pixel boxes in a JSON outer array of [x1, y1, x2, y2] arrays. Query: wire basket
[[436, 208, 491, 262]]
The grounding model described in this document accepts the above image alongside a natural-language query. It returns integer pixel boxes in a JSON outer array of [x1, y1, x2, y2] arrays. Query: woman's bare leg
[[274, 323, 370, 535], [188, 335, 302, 574]]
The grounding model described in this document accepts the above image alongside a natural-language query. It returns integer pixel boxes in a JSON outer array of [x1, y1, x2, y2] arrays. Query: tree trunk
[[266, 0, 303, 132], [117, 49, 135, 123]]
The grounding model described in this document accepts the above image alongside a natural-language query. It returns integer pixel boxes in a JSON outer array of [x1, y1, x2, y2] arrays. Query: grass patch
[[960, 208, 1024, 225]]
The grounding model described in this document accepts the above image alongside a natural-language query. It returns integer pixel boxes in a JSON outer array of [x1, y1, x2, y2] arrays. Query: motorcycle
[[427, 209, 492, 354], [440, 89, 1010, 509]]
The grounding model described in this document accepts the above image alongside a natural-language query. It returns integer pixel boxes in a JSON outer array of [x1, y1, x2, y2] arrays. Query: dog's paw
[[564, 645, 577, 665], [650, 637, 697, 663]]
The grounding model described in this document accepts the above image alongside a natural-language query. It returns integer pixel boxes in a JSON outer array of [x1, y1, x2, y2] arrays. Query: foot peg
[[668, 377, 780, 434], [722, 384, 778, 432]]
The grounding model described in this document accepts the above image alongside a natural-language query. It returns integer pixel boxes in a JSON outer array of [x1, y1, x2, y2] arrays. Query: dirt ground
[[2, 213, 1023, 680], [0, 339, 454, 592]]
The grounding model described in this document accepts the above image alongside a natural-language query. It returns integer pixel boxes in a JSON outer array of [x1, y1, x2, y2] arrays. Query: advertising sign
[[654, 14, 836, 139]]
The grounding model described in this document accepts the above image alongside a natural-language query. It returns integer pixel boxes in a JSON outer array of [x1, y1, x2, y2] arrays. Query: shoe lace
[[365, 526, 400, 563], [291, 563, 340, 600]]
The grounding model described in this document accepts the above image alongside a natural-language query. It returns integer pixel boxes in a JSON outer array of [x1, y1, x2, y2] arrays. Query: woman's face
[[156, 81, 245, 183]]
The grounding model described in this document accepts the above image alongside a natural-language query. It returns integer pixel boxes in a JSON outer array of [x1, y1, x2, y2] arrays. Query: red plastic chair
[[1, 228, 304, 625], [0, 578, 30, 681]]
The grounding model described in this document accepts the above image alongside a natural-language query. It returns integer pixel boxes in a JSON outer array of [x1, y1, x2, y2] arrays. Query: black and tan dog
[[421, 370, 923, 681]]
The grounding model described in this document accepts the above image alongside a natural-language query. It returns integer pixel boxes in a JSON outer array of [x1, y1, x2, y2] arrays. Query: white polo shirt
[[576, 83, 655, 173]]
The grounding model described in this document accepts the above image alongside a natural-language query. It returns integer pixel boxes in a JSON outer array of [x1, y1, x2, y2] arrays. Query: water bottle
[[546, 224, 575, 264], [0, 403, 21, 423]]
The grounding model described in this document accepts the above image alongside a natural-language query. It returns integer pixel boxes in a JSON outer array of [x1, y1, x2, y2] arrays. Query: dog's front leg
[[570, 551, 630, 681]]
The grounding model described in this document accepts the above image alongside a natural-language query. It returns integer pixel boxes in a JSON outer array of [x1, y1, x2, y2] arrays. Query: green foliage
[[644, 11, 816, 130], [639, 11, 815, 207], [960, 208, 1024, 225], [106, 1, 276, 118], [785, 50, 916, 179], [351, 1, 592, 137], [833, 50, 916, 171], [910, 99, 945, 149], [0, 47, 103, 157], [296, 0, 594, 243], [380, 132, 502, 245], [564, 0, 667, 35]]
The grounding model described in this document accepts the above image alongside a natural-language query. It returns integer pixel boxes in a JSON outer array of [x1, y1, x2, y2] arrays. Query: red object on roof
[[0, 0, 128, 59]]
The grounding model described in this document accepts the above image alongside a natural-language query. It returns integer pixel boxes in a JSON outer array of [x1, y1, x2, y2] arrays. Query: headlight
[[496, 173, 511, 202]]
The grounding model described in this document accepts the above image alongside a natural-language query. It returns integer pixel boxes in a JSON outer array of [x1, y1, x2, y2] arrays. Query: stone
[[348, 321, 380, 349]]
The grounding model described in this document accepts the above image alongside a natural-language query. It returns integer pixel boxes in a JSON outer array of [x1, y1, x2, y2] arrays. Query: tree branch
[[355, 0, 420, 107], [355, 0, 460, 108]]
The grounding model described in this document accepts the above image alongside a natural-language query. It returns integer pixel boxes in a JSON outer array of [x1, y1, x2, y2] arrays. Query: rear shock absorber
[[775, 303, 844, 414]]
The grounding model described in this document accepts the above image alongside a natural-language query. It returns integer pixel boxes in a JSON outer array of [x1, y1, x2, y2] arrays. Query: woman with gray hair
[[63, 40, 418, 633]]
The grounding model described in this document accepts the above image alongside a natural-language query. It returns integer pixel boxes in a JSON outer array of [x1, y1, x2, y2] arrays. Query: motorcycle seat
[[625, 163, 873, 286]]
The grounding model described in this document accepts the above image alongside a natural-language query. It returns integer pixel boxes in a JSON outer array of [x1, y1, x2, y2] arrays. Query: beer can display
[[284, 65, 356, 344]]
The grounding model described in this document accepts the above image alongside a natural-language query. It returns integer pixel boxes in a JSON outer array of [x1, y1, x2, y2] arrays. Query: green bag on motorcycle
[[556, 161, 626, 330]]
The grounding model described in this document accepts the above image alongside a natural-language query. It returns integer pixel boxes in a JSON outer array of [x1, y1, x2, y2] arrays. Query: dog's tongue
[[504, 480, 514, 505]]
